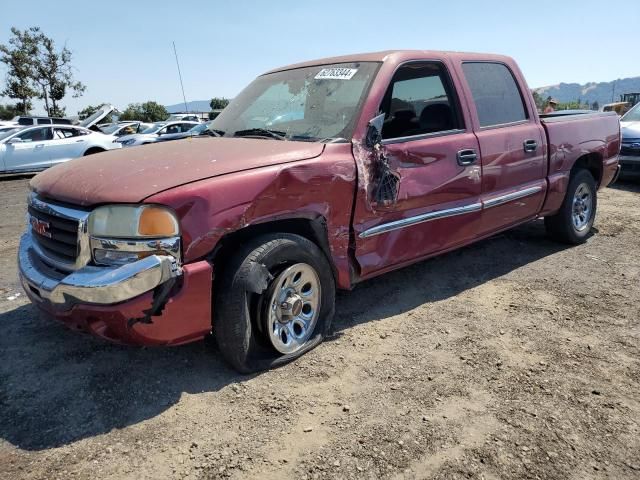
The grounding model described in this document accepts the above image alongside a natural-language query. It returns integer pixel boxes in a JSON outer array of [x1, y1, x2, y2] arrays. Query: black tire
[[213, 233, 335, 373], [83, 148, 105, 156], [545, 169, 597, 244]]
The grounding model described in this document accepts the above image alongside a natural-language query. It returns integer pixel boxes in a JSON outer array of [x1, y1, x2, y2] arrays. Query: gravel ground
[[0, 176, 638, 480]]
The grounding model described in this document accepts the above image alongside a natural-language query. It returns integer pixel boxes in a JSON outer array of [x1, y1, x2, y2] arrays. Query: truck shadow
[[610, 179, 640, 193], [0, 220, 568, 451]]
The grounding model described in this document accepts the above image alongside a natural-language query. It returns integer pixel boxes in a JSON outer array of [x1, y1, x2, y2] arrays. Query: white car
[[0, 104, 122, 174], [0, 125, 121, 174], [116, 121, 199, 147], [166, 113, 203, 122], [98, 121, 153, 137]]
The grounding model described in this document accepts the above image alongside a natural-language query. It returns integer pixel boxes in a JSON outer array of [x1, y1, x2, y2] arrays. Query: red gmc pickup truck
[[19, 50, 620, 372]]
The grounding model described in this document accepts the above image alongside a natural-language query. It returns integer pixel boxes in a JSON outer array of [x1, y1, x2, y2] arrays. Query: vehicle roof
[[264, 49, 515, 74]]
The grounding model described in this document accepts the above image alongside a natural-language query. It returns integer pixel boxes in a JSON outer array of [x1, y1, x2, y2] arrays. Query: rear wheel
[[213, 233, 335, 373], [545, 169, 597, 244]]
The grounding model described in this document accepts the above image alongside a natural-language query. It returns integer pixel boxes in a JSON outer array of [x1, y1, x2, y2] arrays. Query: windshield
[[622, 103, 640, 122], [211, 62, 379, 141], [141, 122, 166, 134], [0, 128, 20, 141], [189, 122, 211, 134], [100, 123, 126, 134]]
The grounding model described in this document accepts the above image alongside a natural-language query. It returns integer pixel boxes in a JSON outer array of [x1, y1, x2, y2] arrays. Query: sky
[[1, 0, 638, 116]]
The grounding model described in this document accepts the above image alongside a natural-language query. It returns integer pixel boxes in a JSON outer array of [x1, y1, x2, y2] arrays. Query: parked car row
[[0, 106, 121, 174]]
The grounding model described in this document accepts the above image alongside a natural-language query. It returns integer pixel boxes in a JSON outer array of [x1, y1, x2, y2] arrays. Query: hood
[[31, 137, 325, 206], [621, 121, 640, 140], [79, 104, 117, 129]]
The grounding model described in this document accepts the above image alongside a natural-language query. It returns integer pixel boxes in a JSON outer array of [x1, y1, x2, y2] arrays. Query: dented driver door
[[351, 61, 483, 279]]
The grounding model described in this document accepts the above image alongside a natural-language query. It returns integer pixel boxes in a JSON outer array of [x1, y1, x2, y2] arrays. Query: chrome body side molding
[[483, 186, 543, 209], [359, 185, 543, 239], [359, 203, 482, 238]]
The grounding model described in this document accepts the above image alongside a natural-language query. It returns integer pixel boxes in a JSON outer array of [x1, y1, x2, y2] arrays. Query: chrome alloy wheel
[[572, 183, 593, 231], [266, 263, 321, 354]]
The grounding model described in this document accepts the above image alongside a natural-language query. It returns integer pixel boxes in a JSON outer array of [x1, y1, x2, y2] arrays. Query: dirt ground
[[0, 176, 638, 480]]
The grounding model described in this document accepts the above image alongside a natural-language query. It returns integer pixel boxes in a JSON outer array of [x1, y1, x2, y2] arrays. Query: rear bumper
[[18, 233, 213, 346]]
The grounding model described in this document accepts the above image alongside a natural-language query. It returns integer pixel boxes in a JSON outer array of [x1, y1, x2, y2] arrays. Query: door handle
[[456, 149, 478, 166], [35, 144, 44, 149], [523, 139, 538, 152], [75, 139, 85, 143]]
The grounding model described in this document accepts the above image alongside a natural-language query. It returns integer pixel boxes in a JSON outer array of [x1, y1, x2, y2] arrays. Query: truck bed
[[541, 110, 620, 184]]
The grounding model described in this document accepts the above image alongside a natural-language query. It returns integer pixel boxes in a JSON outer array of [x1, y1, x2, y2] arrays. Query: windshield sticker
[[315, 68, 358, 80]]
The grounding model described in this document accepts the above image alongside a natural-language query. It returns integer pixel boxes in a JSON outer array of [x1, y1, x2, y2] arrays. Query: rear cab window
[[380, 62, 464, 140], [461, 62, 528, 128]]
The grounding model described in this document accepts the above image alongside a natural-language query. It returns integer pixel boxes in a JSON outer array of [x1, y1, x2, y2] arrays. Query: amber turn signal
[[138, 207, 179, 236]]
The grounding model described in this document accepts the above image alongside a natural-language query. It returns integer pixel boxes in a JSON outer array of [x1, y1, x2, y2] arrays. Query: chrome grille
[[27, 194, 91, 272], [28, 205, 79, 262]]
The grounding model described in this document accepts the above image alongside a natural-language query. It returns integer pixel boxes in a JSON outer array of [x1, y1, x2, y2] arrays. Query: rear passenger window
[[462, 62, 528, 127], [380, 62, 462, 140]]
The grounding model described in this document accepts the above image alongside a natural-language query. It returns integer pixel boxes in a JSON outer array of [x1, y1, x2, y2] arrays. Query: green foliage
[[0, 26, 85, 117], [210, 97, 230, 110], [0, 27, 40, 115], [556, 100, 589, 110], [531, 90, 545, 111], [119, 101, 169, 123], [32, 30, 85, 117], [0, 103, 19, 120]]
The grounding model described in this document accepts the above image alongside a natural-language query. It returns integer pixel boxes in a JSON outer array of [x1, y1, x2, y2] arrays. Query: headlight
[[88, 205, 180, 266], [89, 205, 179, 238]]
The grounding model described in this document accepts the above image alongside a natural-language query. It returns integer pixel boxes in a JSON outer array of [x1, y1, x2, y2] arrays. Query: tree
[[0, 27, 40, 115], [119, 101, 168, 122], [531, 90, 545, 112], [210, 97, 230, 110], [0, 103, 19, 120], [591, 101, 600, 111], [32, 30, 85, 117]]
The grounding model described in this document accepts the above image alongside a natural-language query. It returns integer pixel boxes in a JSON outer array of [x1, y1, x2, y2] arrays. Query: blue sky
[[1, 0, 638, 115]]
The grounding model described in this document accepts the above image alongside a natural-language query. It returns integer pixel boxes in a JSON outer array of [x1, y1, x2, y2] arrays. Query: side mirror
[[8, 137, 23, 144], [365, 113, 385, 148]]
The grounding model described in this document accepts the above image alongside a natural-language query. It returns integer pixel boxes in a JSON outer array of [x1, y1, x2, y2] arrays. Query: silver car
[[116, 121, 199, 147], [620, 103, 640, 179]]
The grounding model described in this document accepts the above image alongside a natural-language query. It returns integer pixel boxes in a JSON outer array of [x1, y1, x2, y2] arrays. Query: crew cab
[[18, 51, 620, 373]]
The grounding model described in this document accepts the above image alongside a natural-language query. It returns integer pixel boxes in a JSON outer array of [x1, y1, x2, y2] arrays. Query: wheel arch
[[83, 146, 106, 156], [208, 215, 339, 284], [571, 152, 603, 187]]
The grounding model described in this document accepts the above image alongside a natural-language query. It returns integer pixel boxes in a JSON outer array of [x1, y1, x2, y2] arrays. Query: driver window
[[381, 62, 462, 140], [53, 128, 77, 139], [18, 127, 53, 142], [165, 125, 181, 134]]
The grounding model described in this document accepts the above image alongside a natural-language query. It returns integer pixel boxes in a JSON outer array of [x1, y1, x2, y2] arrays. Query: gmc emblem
[[30, 216, 51, 238]]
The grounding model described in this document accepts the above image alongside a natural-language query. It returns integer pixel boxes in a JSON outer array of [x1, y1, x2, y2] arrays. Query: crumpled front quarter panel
[[145, 144, 357, 289]]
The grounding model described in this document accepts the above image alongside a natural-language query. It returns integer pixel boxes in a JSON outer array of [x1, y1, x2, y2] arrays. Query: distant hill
[[165, 100, 212, 113], [535, 76, 640, 106]]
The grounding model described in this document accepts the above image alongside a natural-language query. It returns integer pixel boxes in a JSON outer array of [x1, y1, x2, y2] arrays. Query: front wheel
[[545, 169, 597, 244], [213, 233, 335, 373]]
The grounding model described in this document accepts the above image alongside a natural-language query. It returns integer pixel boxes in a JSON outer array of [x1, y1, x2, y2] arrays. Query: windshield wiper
[[233, 128, 287, 141]]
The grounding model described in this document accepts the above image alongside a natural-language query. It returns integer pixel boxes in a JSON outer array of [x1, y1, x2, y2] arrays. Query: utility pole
[[173, 41, 189, 113]]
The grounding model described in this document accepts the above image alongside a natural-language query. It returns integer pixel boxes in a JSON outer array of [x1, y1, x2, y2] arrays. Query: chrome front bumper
[[18, 232, 182, 311]]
